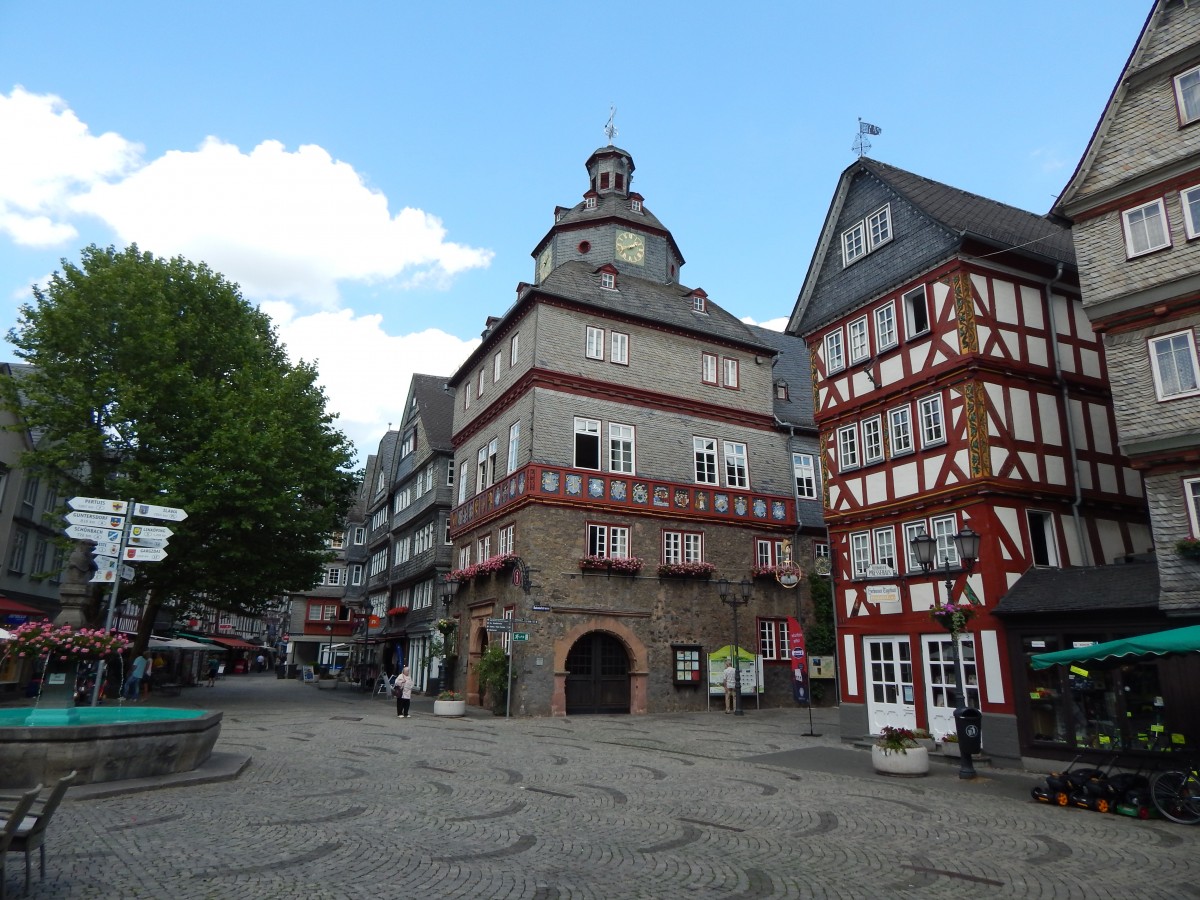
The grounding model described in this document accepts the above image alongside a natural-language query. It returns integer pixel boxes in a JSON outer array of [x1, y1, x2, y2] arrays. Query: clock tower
[[532, 145, 685, 285]]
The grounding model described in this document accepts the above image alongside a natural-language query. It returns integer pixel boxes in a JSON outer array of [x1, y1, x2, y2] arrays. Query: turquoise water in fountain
[[0, 707, 208, 727]]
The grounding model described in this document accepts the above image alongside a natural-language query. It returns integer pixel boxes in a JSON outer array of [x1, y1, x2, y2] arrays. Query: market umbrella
[[1029, 624, 1200, 670]]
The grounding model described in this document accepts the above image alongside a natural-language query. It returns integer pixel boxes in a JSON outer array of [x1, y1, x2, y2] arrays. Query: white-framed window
[[394, 488, 410, 514], [903, 521, 928, 573], [692, 294, 707, 313], [494, 351, 502, 383], [458, 465, 469, 504], [587, 523, 630, 559], [888, 405, 913, 456], [702, 352, 718, 385], [499, 524, 514, 556], [1174, 63, 1200, 125], [663, 530, 703, 564], [873, 527, 897, 573], [574, 417, 601, 469], [323, 567, 344, 586], [1149, 330, 1200, 399], [755, 539, 785, 568], [694, 437, 718, 485], [447, 461, 455, 487], [792, 452, 817, 499], [475, 438, 497, 493], [445, 518, 452, 545], [1122, 198, 1171, 257], [759, 618, 790, 661], [458, 546, 470, 570], [609, 423, 635, 474], [723, 441, 749, 489], [586, 326, 605, 360], [507, 421, 521, 472], [723, 357, 739, 389], [414, 523, 436, 554], [477, 368, 485, 398], [1026, 510, 1060, 567], [1182, 185, 1200, 240], [353, 527, 366, 545], [850, 531, 871, 577], [585, 196, 597, 209], [867, 204, 892, 250], [600, 271, 616, 290], [918, 394, 945, 446], [464, 381, 472, 410], [350, 564, 363, 586], [904, 285, 930, 338], [849, 316, 870, 363], [1185, 476, 1200, 536], [825, 330, 845, 373], [394, 538, 409, 566], [611, 331, 629, 365], [932, 514, 960, 567], [510, 332, 519, 366], [477, 535, 491, 561], [631, 198, 642, 213], [842, 221, 866, 265], [837, 424, 860, 470], [862, 416, 883, 464], [875, 302, 897, 351]]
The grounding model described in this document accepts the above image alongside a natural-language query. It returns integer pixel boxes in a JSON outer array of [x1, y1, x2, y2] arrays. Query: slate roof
[[791, 159, 1075, 335], [741, 324, 815, 428], [992, 557, 1161, 616], [410, 374, 455, 453], [538, 261, 773, 352]]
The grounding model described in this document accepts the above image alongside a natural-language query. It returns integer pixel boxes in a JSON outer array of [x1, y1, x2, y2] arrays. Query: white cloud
[[0, 87, 141, 246], [272, 306, 479, 464], [741, 315, 789, 332], [70, 136, 494, 307]]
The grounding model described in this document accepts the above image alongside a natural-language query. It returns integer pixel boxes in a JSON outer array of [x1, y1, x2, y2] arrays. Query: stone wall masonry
[[1145, 467, 1200, 609], [1105, 317, 1200, 445]]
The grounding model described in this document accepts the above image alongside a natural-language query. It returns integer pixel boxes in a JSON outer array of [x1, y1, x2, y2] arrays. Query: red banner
[[788, 616, 809, 706]]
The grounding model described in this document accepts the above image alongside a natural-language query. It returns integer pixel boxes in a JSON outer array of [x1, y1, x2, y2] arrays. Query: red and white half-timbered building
[[789, 159, 1150, 764]]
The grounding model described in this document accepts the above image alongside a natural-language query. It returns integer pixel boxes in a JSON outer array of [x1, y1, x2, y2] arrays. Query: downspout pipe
[[1043, 262, 1091, 566]]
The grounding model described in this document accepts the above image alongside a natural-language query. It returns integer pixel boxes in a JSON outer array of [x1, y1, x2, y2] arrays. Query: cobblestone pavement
[[8, 675, 1198, 899]]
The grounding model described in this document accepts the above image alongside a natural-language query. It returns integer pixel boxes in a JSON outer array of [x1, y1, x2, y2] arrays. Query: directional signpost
[[512, 632, 529, 642], [67, 495, 186, 706], [485, 618, 512, 632]]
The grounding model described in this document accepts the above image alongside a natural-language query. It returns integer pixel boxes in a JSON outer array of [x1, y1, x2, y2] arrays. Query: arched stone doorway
[[564, 631, 631, 715]]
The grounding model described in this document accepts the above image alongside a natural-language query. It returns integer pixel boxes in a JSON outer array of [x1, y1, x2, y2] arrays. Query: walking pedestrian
[[394, 666, 413, 718], [206, 658, 219, 687], [723, 658, 737, 714]]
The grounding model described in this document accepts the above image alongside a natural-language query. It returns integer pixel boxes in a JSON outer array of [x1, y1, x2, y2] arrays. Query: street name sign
[[485, 619, 512, 632], [68, 496, 128, 514], [134, 502, 187, 521], [123, 547, 167, 561], [91, 541, 122, 557], [512, 618, 539, 625], [130, 524, 173, 540], [66, 525, 123, 542], [65, 511, 125, 529], [531, 605, 551, 612]]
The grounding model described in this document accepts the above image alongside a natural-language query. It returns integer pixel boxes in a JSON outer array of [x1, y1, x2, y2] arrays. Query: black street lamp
[[441, 576, 460, 615], [716, 577, 753, 717], [439, 577, 460, 691], [324, 624, 334, 677], [910, 526, 981, 779]]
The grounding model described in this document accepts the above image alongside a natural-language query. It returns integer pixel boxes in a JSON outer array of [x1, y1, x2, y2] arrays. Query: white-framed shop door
[[865, 636, 915, 734], [922, 633, 980, 742]]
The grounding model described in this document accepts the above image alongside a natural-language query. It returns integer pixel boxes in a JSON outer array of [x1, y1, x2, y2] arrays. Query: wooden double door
[[565, 632, 630, 714]]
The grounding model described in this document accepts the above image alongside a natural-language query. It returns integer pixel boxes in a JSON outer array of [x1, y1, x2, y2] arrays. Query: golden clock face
[[615, 230, 645, 265], [537, 246, 553, 281]]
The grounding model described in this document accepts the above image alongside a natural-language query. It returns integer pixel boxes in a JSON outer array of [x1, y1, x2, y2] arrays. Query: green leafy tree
[[806, 570, 835, 655], [2, 244, 356, 649]]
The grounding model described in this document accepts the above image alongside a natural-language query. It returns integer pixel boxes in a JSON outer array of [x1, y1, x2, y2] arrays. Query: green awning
[[1030, 624, 1200, 670]]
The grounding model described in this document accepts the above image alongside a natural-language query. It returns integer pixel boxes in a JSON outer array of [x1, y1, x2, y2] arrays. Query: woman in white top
[[394, 666, 414, 717]]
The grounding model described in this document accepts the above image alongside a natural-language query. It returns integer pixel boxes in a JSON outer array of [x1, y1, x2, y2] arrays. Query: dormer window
[[690, 289, 708, 314], [775, 381, 789, 401], [585, 196, 597, 210], [601, 271, 616, 290], [631, 198, 642, 213]]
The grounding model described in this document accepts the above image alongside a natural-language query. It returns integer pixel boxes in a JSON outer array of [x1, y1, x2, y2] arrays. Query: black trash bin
[[954, 707, 983, 755]]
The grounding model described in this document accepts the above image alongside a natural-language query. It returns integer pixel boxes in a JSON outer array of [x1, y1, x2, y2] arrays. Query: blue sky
[[0, 1, 1151, 464]]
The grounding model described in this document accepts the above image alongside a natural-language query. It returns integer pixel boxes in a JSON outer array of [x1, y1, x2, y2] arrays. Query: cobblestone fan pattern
[[14, 678, 1200, 899]]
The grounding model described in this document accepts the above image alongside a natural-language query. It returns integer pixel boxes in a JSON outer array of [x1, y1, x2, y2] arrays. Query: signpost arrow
[[90, 569, 117, 584], [128, 536, 168, 549], [68, 496, 129, 515], [123, 547, 167, 562], [91, 541, 122, 558], [66, 525, 124, 542], [93, 555, 118, 573], [129, 524, 173, 540], [133, 503, 187, 522], [120, 565, 135, 581], [65, 511, 125, 529]]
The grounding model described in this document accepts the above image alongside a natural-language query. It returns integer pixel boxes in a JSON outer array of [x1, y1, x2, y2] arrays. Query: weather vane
[[853, 118, 882, 158], [605, 105, 618, 145]]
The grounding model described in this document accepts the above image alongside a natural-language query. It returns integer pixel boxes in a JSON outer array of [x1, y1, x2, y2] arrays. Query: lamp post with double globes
[[716, 577, 753, 717], [324, 624, 334, 679], [439, 577, 460, 692], [910, 526, 981, 779]]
